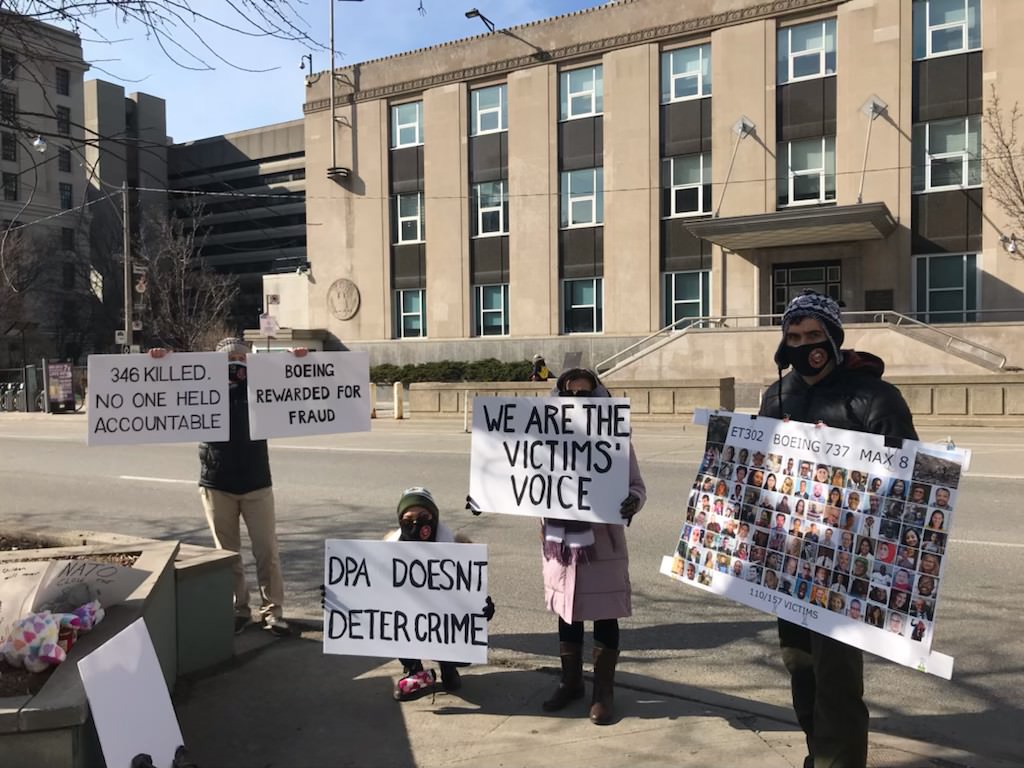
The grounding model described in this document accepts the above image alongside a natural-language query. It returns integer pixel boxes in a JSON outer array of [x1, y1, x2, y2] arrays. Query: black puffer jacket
[[199, 385, 272, 494], [758, 350, 918, 442]]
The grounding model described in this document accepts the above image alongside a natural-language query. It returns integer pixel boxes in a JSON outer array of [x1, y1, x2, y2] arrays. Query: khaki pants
[[199, 486, 284, 620]]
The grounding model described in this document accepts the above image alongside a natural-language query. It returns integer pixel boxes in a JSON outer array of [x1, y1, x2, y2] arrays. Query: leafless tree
[[135, 206, 237, 351], [983, 87, 1024, 256]]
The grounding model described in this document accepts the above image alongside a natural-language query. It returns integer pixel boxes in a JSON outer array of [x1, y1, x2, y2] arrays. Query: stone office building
[[282, 0, 1024, 379]]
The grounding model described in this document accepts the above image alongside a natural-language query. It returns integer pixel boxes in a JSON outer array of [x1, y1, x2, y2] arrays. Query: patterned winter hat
[[215, 337, 249, 355], [774, 291, 845, 368], [397, 487, 438, 521]]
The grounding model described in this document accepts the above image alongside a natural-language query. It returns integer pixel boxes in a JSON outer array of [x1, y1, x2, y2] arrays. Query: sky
[[75, 0, 609, 143]]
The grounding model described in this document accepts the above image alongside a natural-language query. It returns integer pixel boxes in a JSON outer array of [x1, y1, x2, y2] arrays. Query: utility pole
[[122, 180, 132, 354]]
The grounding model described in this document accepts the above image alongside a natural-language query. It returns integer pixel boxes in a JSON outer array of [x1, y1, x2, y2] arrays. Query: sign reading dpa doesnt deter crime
[[87, 353, 229, 446], [469, 396, 631, 524], [322, 540, 489, 664], [246, 351, 371, 439]]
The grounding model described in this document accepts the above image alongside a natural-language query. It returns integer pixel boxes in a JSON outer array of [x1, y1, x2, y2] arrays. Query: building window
[[912, 116, 981, 192], [391, 101, 423, 148], [559, 66, 603, 121], [913, 0, 981, 59], [470, 84, 507, 136], [59, 182, 73, 209], [55, 67, 70, 96], [56, 106, 71, 136], [61, 227, 75, 251], [664, 270, 711, 327], [2, 172, 17, 201], [1, 50, 16, 79], [58, 146, 71, 172], [560, 168, 604, 228], [661, 44, 711, 103], [777, 137, 836, 207], [472, 180, 508, 237], [395, 288, 426, 338], [1, 131, 14, 162], [663, 154, 712, 217], [393, 192, 424, 244], [777, 18, 837, 83], [914, 253, 977, 323], [563, 277, 603, 334], [1, 91, 16, 123], [473, 283, 509, 336], [773, 262, 841, 315]]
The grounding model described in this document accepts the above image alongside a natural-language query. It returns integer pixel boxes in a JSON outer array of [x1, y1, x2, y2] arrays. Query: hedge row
[[370, 358, 534, 385]]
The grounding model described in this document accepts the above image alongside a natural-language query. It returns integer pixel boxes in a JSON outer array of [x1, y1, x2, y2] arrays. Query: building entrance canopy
[[686, 202, 896, 251]]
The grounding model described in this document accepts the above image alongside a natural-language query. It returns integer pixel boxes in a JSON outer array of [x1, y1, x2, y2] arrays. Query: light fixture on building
[[861, 94, 888, 119], [1001, 233, 1019, 255], [714, 117, 756, 218], [732, 116, 756, 138], [465, 8, 496, 32], [31, 135, 46, 153], [327, 165, 351, 181]]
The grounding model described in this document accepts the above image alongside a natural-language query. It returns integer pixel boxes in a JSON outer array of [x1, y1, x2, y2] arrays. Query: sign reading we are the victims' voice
[[469, 396, 631, 524], [322, 540, 489, 664], [245, 351, 371, 439], [87, 353, 228, 446]]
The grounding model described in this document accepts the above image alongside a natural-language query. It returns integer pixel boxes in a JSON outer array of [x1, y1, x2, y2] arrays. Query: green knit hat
[[396, 487, 438, 521]]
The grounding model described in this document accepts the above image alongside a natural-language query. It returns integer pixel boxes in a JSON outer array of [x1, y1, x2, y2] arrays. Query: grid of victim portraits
[[674, 442, 957, 643]]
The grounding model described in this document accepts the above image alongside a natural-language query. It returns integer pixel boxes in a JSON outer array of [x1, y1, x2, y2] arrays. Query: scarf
[[542, 519, 595, 565]]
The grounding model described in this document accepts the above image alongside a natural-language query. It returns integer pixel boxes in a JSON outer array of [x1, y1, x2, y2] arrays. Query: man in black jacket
[[199, 338, 290, 636], [759, 291, 917, 768]]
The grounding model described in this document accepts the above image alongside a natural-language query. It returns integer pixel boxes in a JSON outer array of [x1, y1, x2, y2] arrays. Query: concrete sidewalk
[[172, 626, 1012, 768]]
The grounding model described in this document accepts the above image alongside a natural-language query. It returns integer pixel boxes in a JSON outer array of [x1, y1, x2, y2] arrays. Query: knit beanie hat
[[215, 337, 249, 355], [774, 291, 845, 368], [396, 487, 438, 522]]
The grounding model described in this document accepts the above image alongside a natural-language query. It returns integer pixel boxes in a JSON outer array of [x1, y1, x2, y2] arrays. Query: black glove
[[173, 746, 199, 768], [482, 596, 496, 621], [131, 755, 155, 768], [619, 494, 640, 526], [319, 583, 327, 610], [466, 495, 482, 517]]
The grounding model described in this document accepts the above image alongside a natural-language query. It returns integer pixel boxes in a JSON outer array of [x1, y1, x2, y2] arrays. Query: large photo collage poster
[[660, 410, 970, 679]]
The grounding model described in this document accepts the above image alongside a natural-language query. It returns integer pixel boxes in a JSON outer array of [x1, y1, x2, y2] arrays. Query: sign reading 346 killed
[[87, 353, 228, 445], [660, 410, 970, 679], [245, 351, 371, 439], [469, 396, 631, 524], [322, 540, 489, 664]]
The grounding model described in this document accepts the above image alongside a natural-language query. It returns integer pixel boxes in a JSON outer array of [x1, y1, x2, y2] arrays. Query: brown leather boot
[[542, 641, 584, 711], [589, 644, 619, 725]]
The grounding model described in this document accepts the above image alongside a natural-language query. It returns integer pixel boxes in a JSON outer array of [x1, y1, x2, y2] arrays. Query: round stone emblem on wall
[[327, 278, 361, 321]]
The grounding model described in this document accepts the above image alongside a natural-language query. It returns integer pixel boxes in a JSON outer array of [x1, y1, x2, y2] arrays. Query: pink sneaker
[[393, 669, 437, 701]]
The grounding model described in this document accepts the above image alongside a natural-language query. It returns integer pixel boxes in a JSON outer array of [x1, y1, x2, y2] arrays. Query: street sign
[[130, 345, 141, 353], [132, 320, 142, 331], [115, 330, 127, 344], [121, 345, 131, 354], [259, 313, 280, 337], [266, 294, 280, 305]]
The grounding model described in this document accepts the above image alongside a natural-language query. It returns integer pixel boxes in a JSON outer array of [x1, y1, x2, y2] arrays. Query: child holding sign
[[540, 368, 646, 726], [384, 487, 495, 701]]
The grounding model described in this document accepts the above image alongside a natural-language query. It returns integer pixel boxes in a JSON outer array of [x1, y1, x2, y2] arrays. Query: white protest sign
[[87, 352, 229, 445], [79, 618, 183, 768], [469, 396, 631, 523], [322, 539, 489, 664], [245, 351, 371, 439], [0, 560, 51, 642], [663, 409, 969, 679]]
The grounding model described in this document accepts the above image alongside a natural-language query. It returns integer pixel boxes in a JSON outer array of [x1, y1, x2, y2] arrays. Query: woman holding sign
[[539, 368, 646, 726]]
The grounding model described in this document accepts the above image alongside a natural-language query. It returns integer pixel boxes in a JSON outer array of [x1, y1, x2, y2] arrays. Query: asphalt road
[[1, 414, 1022, 763]]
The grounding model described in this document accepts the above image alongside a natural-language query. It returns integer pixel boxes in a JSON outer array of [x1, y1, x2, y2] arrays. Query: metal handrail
[[596, 309, 1009, 376]]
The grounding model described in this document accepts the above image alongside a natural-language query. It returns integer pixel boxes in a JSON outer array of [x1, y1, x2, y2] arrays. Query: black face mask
[[400, 515, 436, 542], [228, 362, 247, 385], [784, 341, 835, 377]]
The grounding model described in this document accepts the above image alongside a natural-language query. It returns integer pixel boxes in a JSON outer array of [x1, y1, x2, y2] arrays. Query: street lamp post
[[327, 0, 364, 179], [122, 180, 132, 353]]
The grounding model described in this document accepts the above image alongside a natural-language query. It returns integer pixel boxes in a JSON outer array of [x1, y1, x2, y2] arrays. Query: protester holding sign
[[759, 292, 917, 768], [152, 338, 305, 637], [383, 487, 495, 700], [539, 368, 646, 726]]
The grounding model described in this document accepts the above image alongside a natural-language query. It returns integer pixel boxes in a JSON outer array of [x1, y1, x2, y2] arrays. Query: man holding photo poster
[[759, 292, 917, 768]]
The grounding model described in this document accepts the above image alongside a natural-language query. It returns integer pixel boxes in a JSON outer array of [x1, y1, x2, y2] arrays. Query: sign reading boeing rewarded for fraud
[[661, 409, 971, 680], [469, 396, 631, 523], [245, 351, 371, 439], [87, 353, 228, 445], [322, 540, 489, 664]]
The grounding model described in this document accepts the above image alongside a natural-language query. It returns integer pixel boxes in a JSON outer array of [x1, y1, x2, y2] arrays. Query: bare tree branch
[[983, 85, 1024, 255]]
